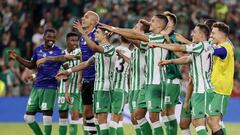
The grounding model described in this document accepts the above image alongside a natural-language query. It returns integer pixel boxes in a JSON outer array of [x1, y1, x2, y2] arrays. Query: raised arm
[[149, 42, 187, 52], [159, 55, 192, 66], [70, 56, 94, 73], [8, 50, 36, 69], [56, 56, 95, 79], [99, 23, 149, 42], [73, 20, 104, 53], [36, 55, 81, 67], [175, 33, 192, 44]]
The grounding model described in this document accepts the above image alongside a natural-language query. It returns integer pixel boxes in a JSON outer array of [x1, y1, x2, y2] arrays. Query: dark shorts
[[81, 80, 94, 105]]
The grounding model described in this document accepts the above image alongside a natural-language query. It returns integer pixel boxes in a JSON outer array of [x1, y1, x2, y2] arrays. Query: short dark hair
[[44, 28, 56, 35], [204, 19, 216, 30], [196, 23, 210, 39], [155, 14, 168, 28], [212, 22, 230, 35], [66, 32, 79, 40], [164, 11, 177, 26], [140, 23, 150, 33]]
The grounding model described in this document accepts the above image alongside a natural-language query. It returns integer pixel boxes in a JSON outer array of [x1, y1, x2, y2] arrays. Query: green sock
[[154, 127, 164, 135], [134, 125, 142, 135], [109, 127, 117, 135], [196, 126, 208, 135], [117, 127, 124, 135], [28, 121, 43, 135], [137, 118, 152, 135], [100, 123, 109, 135], [70, 124, 78, 135], [152, 121, 163, 135], [116, 121, 124, 135], [96, 124, 101, 134], [101, 129, 109, 135], [84, 130, 90, 135], [109, 121, 118, 135], [165, 118, 178, 135], [59, 118, 68, 135], [59, 125, 67, 135], [223, 128, 227, 135], [44, 125, 52, 135], [83, 125, 90, 135]]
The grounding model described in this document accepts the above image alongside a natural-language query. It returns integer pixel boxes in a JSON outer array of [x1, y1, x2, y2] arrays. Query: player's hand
[[24, 74, 35, 82], [148, 42, 158, 48], [78, 83, 83, 91], [8, 50, 17, 60], [36, 57, 47, 67], [139, 19, 150, 26], [64, 92, 72, 105], [183, 101, 189, 113], [73, 20, 85, 34], [116, 49, 122, 57], [55, 71, 70, 80], [98, 23, 115, 32], [161, 30, 171, 42], [160, 30, 168, 36], [159, 60, 172, 66], [64, 54, 80, 60]]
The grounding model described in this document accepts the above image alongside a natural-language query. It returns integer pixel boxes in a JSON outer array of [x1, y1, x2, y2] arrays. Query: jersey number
[[207, 53, 213, 72], [116, 58, 125, 72]]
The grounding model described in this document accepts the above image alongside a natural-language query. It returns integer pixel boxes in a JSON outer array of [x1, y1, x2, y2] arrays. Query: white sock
[[109, 121, 118, 129], [59, 118, 68, 126], [99, 123, 108, 130], [219, 121, 225, 128], [43, 116, 52, 126], [151, 121, 162, 129], [137, 118, 148, 126], [181, 128, 192, 135]]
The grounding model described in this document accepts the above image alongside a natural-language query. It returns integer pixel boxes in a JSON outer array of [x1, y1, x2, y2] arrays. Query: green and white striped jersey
[[129, 46, 146, 90], [145, 34, 168, 84], [186, 41, 214, 93], [112, 45, 131, 91], [59, 48, 82, 94], [94, 44, 116, 91]]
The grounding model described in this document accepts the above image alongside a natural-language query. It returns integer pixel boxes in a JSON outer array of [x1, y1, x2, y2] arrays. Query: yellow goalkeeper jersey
[[211, 40, 234, 96]]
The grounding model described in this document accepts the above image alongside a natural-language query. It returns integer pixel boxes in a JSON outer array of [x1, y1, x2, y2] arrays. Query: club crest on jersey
[[43, 53, 46, 57]]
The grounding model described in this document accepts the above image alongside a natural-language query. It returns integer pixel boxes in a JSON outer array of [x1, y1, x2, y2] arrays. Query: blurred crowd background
[[0, 0, 240, 97]]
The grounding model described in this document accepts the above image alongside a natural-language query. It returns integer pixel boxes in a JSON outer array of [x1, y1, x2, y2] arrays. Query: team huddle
[[8, 10, 234, 135]]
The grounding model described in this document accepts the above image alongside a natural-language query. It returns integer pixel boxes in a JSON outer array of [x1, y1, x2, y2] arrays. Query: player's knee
[[192, 119, 205, 127], [180, 123, 189, 130], [24, 114, 35, 123], [84, 106, 94, 117], [207, 117, 216, 126], [161, 110, 167, 116], [71, 111, 79, 120], [59, 110, 68, 118], [97, 113, 108, 124], [149, 113, 159, 123], [166, 108, 175, 116], [180, 118, 191, 129], [135, 112, 145, 120]]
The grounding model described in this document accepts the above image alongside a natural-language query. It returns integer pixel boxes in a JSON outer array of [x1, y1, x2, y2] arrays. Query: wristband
[[67, 68, 72, 73]]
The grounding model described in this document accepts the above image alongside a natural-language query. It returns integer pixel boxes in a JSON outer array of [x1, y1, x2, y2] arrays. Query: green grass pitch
[[0, 123, 240, 135]]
